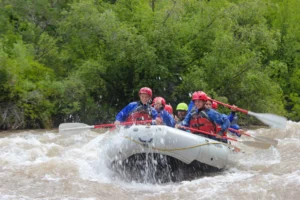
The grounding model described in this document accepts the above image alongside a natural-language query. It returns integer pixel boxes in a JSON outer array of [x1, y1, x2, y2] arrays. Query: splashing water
[[1, 121, 300, 199]]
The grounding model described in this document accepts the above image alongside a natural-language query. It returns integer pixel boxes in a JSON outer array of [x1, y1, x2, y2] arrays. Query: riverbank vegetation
[[1, 0, 299, 129]]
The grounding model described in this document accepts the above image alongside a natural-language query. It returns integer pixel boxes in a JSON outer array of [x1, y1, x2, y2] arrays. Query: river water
[[1, 121, 299, 200]]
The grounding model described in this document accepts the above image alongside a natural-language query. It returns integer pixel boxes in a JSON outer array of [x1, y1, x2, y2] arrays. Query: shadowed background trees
[[0, 0, 299, 129]]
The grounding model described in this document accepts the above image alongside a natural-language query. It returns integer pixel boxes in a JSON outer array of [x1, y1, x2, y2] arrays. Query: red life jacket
[[189, 110, 218, 134], [126, 103, 153, 123]]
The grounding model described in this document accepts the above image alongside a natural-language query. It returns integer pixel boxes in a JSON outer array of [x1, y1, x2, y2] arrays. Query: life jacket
[[189, 109, 218, 134], [126, 102, 153, 123]]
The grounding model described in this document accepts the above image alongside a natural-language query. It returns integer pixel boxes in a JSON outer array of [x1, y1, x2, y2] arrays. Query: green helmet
[[176, 103, 188, 111]]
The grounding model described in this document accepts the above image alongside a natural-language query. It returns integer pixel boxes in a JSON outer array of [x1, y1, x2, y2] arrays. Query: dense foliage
[[1, 0, 299, 129]]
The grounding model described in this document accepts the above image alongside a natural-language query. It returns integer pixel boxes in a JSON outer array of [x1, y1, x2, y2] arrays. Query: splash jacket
[[189, 101, 240, 137], [115, 102, 157, 123]]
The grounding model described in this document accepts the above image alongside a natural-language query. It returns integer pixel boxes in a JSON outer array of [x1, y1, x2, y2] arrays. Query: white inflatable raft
[[105, 125, 231, 182]]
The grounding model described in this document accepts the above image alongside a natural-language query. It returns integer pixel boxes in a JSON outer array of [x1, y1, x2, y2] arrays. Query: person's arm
[[227, 111, 236, 123], [229, 124, 242, 137], [150, 107, 158, 120], [180, 111, 192, 127], [230, 124, 240, 130], [160, 111, 176, 127], [115, 102, 136, 123], [228, 104, 238, 123], [208, 110, 230, 136], [150, 107, 164, 125], [219, 114, 230, 137], [187, 101, 194, 113]]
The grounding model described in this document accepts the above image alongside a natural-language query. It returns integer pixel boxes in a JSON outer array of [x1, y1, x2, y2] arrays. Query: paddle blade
[[241, 141, 272, 149], [59, 123, 93, 133], [253, 136, 278, 147], [248, 111, 287, 129]]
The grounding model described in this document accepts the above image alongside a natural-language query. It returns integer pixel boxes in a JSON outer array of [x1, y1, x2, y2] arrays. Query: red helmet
[[212, 102, 218, 109], [139, 87, 152, 97], [164, 104, 173, 114], [152, 97, 166, 107], [191, 91, 208, 101]]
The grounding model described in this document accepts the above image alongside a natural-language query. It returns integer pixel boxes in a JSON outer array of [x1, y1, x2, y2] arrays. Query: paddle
[[228, 128, 278, 147], [212, 99, 287, 129], [59, 120, 153, 133], [179, 126, 272, 149]]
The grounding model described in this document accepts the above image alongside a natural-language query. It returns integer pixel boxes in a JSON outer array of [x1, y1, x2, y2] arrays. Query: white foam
[[1, 122, 300, 199]]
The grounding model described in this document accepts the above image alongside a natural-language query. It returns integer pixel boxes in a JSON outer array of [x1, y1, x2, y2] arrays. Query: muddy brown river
[[1, 121, 299, 200]]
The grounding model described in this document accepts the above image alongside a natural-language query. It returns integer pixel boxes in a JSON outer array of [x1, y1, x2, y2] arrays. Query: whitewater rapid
[[1, 121, 299, 200]]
